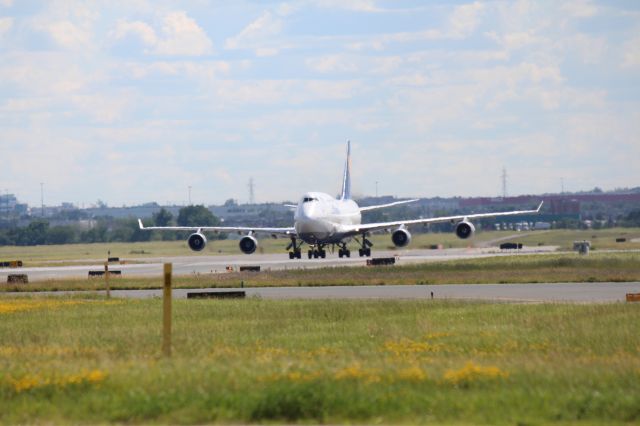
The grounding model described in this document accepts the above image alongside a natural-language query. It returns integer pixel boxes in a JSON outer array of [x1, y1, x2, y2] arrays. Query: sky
[[0, 0, 639, 207]]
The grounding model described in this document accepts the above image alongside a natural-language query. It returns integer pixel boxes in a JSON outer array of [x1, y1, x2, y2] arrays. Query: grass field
[[0, 297, 638, 424], [497, 228, 640, 251], [1, 228, 638, 265], [3, 252, 639, 293]]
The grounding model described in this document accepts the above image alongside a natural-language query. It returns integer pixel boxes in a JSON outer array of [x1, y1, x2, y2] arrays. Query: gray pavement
[[4, 282, 639, 303], [0, 246, 558, 282]]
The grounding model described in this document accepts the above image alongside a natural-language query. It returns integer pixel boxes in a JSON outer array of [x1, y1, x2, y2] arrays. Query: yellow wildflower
[[384, 338, 445, 356], [334, 364, 381, 383], [7, 369, 107, 393], [0, 299, 120, 315], [396, 366, 428, 382], [443, 362, 508, 385]]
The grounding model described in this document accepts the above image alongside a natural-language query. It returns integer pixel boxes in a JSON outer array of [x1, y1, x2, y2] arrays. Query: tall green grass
[[0, 297, 638, 423]]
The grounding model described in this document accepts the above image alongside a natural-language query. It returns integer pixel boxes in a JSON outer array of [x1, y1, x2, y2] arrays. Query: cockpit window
[[303, 197, 318, 203]]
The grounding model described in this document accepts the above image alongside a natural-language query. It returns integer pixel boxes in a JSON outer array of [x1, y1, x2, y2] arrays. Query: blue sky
[[0, 0, 638, 206]]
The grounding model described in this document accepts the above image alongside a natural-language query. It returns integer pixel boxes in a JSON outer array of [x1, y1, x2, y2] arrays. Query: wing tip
[[138, 218, 144, 229], [537, 201, 544, 212]]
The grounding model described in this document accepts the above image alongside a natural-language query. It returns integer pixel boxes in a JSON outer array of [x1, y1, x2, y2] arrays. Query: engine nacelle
[[455, 221, 476, 239], [391, 228, 412, 247], [239, 235, 258, 254], [187, 232, 207, 251]]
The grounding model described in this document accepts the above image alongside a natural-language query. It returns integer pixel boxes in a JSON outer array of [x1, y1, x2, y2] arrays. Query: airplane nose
[[302, 203, 315, 218]]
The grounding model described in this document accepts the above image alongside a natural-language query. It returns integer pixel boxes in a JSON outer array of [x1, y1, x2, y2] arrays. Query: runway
[[4, 282, 639, 303], [2, 246, 637, 303], [0, 246, 557, 282]]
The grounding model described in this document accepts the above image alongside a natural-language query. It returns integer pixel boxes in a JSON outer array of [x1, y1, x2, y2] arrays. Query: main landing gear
[[308, 246, 327, 259], [355, 234, 373, 257], [287, 237, 371, 259], [287, 237, 303, 259], [338, 242, 351, 258]]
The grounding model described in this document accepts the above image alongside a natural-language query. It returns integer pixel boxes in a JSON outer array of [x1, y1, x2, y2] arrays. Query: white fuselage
[[294, 192, 361, 244]]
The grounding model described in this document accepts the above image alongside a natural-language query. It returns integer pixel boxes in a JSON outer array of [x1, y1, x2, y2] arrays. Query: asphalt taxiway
[[0, 246, 558, 282], [2, 246, 637, 303], [4, 282, 639, 303]]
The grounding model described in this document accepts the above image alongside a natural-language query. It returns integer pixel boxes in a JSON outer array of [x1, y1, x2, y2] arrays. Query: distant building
[[0, 193, 28, 217]]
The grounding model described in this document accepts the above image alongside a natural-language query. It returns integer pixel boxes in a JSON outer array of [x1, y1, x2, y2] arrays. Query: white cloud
[[225, 11, 283, 51], [70, 92, 133, 124], [561, 0, 598, 18], [120, 60, 231, 82], [112, 11, 212, 56], [311, 0, 382, 13], [622, 34, 640, 69], [0, 52, 95, 95], [448, 1, 485, 38], [45, 20, 93, 49], [485, 30, 541, 52], [29, 3, 98, 51], [208, 79, 363, 107], [0, 16, 12, 37], [0, 0, 13, 7], [111, 19, 157, 45], [563, 33, 607, 64], [155, 11, 212, 56], [306, 55, 359, 73]]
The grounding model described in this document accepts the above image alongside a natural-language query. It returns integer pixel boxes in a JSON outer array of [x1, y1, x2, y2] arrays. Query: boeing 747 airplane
[[139, 141, 542, 259]]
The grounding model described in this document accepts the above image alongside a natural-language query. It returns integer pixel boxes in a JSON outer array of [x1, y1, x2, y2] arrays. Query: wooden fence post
[[104, 262, 110, 299], [163, 263, 172, 357]]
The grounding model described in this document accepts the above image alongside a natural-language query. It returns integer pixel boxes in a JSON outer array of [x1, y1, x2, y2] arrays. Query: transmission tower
[[501, 167, 507, 199], [248, 178, 255, 204]]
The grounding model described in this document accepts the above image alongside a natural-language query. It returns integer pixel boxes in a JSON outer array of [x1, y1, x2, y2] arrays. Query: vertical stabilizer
[[340, 140, 352, 200]]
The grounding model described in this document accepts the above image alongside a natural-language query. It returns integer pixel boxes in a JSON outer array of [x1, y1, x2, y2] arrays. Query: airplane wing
[[343, 201, 544, 234], [138, 219, 296, 237], [359, 199, 419, 212]]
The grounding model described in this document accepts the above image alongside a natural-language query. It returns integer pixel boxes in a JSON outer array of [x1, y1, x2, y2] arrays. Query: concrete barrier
[[367, 257, 396, 266], [187, 291, 246, 299], [7, 274, 28, 284], [239, 266, 261, 272], [500, 243, 523, 250], [88, 270, 121, 277]]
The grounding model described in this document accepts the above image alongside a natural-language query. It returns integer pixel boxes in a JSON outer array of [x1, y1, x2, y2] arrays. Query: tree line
[[0, 206, 228, 246]]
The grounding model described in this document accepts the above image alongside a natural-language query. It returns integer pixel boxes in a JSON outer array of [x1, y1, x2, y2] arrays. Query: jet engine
[[239, 235, 258, 254], [455, 221, 475, 239], [187, 232, 207, 251], [391, 228, 412, 247]]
